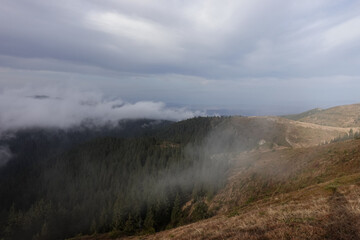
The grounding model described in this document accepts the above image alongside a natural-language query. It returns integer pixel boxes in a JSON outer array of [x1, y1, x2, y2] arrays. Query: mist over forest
[[0, 102, 306, 239], [0, 116, 230, 239], [2, 1, 360, 239]]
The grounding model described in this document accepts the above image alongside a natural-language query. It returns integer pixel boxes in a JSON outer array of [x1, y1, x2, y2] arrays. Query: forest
[[0, 117, 236, 239]]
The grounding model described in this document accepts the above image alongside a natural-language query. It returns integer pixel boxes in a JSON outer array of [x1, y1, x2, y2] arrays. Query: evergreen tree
[[191, 201, 209, 222], [123, 214, 135, 234], [143, 207, 155, 233], [170, 194, 182, 227]]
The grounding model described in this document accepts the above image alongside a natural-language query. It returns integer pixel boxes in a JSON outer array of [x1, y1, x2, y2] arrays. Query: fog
[[0, 87, 203, 133], [0, 145, 12, 167], [149, 117, 282, 200]]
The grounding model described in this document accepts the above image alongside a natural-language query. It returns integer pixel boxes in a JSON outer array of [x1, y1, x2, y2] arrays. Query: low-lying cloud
[[0, 145, 12, 167], [0, 87, 203, 133]]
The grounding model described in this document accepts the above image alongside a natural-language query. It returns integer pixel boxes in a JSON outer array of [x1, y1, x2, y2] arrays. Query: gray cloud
[[1, 0, 360, 78], [1, 1, 360, 115]]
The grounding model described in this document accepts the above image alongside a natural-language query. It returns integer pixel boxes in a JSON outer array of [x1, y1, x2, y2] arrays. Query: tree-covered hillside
[[1, 115, 336, 240], [0, 117, 231, 239]]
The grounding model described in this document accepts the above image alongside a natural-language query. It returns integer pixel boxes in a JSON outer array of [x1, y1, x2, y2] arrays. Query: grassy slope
[[292, 103, 360, 127], [70, 110, 360, 240], [121, 139, 360, 240], [208, 116, 356, 148], [282, 108, 323, 121]]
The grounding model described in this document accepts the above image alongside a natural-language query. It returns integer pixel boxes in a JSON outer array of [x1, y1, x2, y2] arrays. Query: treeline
[[0, 117, 229, 239]]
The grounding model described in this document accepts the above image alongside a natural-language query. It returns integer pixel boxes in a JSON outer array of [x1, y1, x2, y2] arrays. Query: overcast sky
[[1, 0, 360, 120]]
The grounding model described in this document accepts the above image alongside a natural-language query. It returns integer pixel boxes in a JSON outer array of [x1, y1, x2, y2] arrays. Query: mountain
[[73, 125, 360, 239], [282, 108, 323, 121], [113, 138, 360, 240], [283, 103, 360, 127], [1, 104, 360, 240], [212, 116, 357, 148]]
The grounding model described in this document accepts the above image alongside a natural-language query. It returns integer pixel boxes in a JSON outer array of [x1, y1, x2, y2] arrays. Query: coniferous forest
[[0, 117, 238, 239]]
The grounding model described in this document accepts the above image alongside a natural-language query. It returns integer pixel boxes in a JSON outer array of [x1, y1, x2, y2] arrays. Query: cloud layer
[[0, 87, 202, 132], [1, 1, 360, 112], [1, 1, 360, 78]]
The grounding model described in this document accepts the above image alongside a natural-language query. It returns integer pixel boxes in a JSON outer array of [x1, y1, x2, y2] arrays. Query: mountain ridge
[[283, 103, 360, 127]]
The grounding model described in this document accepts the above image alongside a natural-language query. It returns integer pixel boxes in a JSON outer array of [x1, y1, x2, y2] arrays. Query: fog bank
[[0, 87, 203, 133]]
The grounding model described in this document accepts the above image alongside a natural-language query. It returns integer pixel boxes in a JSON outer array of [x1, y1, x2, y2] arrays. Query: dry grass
[[118, 181, 360, 240], [227, 116, 358, 148], [210, 139, 360, 214], [296, 103, 360, 127], [125, 139, 360, 240]]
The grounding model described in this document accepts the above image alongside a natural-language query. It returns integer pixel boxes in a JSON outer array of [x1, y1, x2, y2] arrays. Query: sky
[[1, 0, 360, 127]]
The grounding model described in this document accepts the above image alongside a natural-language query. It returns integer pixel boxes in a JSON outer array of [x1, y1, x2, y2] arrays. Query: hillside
[[79, 139, 360, 240], [217, 116, 358, 148], [68, 105, 360, 240], [67, 115, 360, 239], [282, 108, 323, 121], [283, 103, 360, 127], [2, 107, 360, 240]]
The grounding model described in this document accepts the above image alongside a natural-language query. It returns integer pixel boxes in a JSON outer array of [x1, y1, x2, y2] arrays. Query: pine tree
[[143, 207, 155, 233], [112, 196, 125, 230], [170, 194, 181, 227], [124, 214, 135, 234]]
